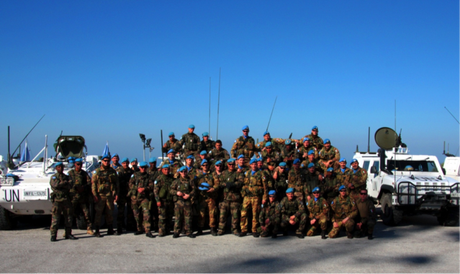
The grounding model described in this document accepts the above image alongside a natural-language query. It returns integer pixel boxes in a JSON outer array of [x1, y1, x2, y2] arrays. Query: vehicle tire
[[380, 193, 403, 226], [438, 208, 459, 226], [0, 206, 17, 230]]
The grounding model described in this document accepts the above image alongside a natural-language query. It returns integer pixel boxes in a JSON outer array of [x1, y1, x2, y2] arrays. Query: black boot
[[188, 233, 196, 238], [368, 234, 374, 240], [146, 231, 155, 238], [296, 233, 304, 239], [347, 232, 354, 239], [211, 227, 218, 236], [134, 230, 143, 235], [253, 232, 260, 238], [94, 226, 103, 238], [197, 229, 203, 236], [271, 233, 278, 239], [107, 225, 114, 235], [321, 230, 327, 239], [50, 235, 57, 242], [173, 233, 179, 238], [115, 228, 123, 235], [65, 228, 77, 240]]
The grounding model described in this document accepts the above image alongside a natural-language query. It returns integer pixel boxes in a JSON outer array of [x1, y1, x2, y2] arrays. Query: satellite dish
[[375, 127, 398, 150]]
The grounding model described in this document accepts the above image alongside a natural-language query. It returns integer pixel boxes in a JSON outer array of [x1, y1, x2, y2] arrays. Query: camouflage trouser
[[258, 220, 279, 237], [126, 201, 136, 230], [240, 196, 261, 233], [198, 197, 217, 228], [132, 198, 151, 233], [174, 199, 192, 235], [356, 218, 376, 235], [328, 218, 355, 238], [307, 215, 327, 236], [94, 195, 114, 226], [280, 213, 307, 234], [71, 198, 92, 229], [218, 200, 241, 234], [50, 200, 72, 236], [158, 200, 173, 235], [116, 198, 127, 230]]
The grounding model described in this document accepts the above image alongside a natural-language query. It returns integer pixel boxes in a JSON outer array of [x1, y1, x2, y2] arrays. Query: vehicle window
[[363, 161, 370, 171], [386, 160, 438, 172], [372, 161, 380, 172]]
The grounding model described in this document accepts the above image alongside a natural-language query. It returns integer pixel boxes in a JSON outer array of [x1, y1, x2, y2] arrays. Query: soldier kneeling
[[328, 185, 358, 239], [280, 188, 307, 238], [306, 187, 329, 239], [355, 189, 376, 240], [258, 190, 281, 238]]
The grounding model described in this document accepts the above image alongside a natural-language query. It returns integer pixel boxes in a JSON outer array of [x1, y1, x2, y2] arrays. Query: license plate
[[24, 191, 47, 196], [451, 193, 460, 198]]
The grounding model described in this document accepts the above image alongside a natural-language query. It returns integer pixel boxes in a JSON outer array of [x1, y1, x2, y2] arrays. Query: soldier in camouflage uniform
[[272, 162, 289, 201], [306, 187, 329, 239], [300, 150, 321, 171], [280, 139, 296, 168], [348, 159, 368, 202], [184, 155, 198, 180], [196, 159, 219, 236], [280, 188, 307, 238], [323, 167, 339, 204], [356, 189, 376, 240], [49, 162, 76, 242], [231, 125, 256, 167], [163, 132, 182, 155], [68, 158, 93, 236], [115, 157, 134, 234], [261, 142, 281, 167], [240, 158, 269, 237], [257, 131, 282, 153], [329, 185, 358, 239], [128, 161, 155, 238], [180, 124, 201, 158], [170, 166, 196, 238], [258, 190, 281, 238], [154, 164, 174, 236], [194, 150, 212, 171], [304, 163, 322, 202], [236, 154, 249, 173], [217, 158, 244, 236], [335, 158, 351, 187], [92, 154, 118, 237], [199, 132, 215, 154], [160, 149, 183, 177], [287, 159, 307, 202], [148, 157, 160, 232], [111, 153, 121, 170], [297, 137, 319, 161], [319, 139, 340, 173], [208, 140, 230, 166], [131, 158, 140, 173], [304, 125, 324, 150]]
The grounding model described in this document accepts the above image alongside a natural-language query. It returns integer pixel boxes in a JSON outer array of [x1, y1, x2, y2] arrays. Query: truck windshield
[[386, 160, 438, 172]]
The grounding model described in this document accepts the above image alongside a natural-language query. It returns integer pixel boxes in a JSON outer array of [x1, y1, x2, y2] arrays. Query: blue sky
[[1, 0, 458, 164]]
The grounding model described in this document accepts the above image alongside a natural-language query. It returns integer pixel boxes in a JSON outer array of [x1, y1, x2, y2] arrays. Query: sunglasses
[[360, 193, 367, 195], [102, 160, 109, 162], [313, 192, 320, 194], [75, 163, 82, 165], [339, 190, 346, 192], [243, 130, 249, 132]]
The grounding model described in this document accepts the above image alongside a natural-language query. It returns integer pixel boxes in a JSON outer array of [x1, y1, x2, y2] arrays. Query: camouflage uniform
[[50, 172, 73, 237], [217, 169, 244, 235], [305, 134, 323, 150], [280, 146, 296, 168], [208, 147, 230, 163], [92, 166, 118, 228], [68, 169, 92, 231], [180, 132, 201, 157], [196, 170, 218, 230], [335, 167, 351, 186], [256, 138, 283, 153], [258, 199, 281, 237], [356, 198, 376, 237], [154, 173, 174, 235], [300, 158, 321, 171], [261, 150, 281, 166], [231, 136, 256, 166], [128, 171, 154, 233], [328, 195, 358, 238], [240, 170, 269, 234], [111, 163, 121, 170], [148, 167, 160, 231], [274, 168, 289, 202], [162, 138, 182, 154], [304, 171, 321, 200], [306, 197, 329, 236], [349, 167, 368, 192], [160, 159, 183, 177], [116, 166, 134, 231], [319, 146, 341, 173], [170, 176, 196, 235], [287, 168, 307, 202], [280, 196, 307, 235], [322, 174, 339, 204], [199, 139, 215, 154], [297, 145, 318, 160]]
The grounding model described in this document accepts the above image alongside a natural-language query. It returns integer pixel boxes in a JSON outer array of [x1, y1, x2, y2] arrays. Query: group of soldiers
[[49, 124, 376, 242]]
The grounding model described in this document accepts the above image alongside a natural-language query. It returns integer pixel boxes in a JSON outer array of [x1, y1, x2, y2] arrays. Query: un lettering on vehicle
[[2, 189, 20, 202]]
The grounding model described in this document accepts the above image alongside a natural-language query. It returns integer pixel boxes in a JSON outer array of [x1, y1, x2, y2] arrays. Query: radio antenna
[[444, 106, 460, 125]]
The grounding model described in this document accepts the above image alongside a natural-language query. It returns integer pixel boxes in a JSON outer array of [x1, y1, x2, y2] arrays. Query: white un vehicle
[[353, 127, 459, 226], [0, 135, 99, 230]]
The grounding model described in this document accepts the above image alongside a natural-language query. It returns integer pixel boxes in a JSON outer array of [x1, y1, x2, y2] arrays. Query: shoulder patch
[[131, 174, 134, 178], [93, 171, 96, 174], [52, 176, 56, 179], [154, 180, 157, 185], [331, 201, 334, 205]]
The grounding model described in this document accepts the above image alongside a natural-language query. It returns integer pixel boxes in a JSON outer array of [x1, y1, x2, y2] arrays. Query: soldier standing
[[154, 164, 174, 236], [111, 153, 121, 170], [162, 132, 182, 155], [199, 132, 215, 154], [68, 158, 93, 236], [306, 187, 329, 239], [349, 158, 368, 193], [279, 188, 307, 238], [356, 189, 376, 240], [323, 167, 339, 203], [49, 162, 76, 242], [196, 159, 219, 236], [231, 125, 256, 167], [287, 159, 307, 202], [115, 157, 134, 234], [305, 126, 324, 150], [131, 158, 140, 173], [272, 162, 289, 201], [328, 185, 358, 239], [170, 166, 196, 238], [208, 140, 230, 165], [240, 158, 269, 237], [335, 158, 351, 186], [92, 154, 118, 237], [319, 139, 340, 173], [258, 190, 281, 238], [160, 149, 183, 176], [180, 124, 201, 158], [129, 161, 155, 238], [304, 163, 322, 201]]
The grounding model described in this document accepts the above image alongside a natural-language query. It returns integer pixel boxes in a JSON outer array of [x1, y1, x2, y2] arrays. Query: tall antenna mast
[[444, 106, 460, 124], [209, 77, 211, 135], [216, 67, 221, 140]]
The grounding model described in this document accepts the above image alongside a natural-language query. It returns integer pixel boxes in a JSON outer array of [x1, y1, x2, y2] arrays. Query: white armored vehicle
[[353, 127, 459, 226], [0, 135, 99, 229]]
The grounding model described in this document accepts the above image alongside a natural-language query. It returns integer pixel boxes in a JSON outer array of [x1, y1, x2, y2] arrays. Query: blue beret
[[312, 126, 318, 130], [265, 142, 272, 147], [186, 155, 195, 159], [54, 162, 64, 167], [237, 154, 244, 160], [263, 131, 269, 136], [178, 166, 187, 172], [75, 158, 82, 163], [308, 150, 315, 155], [324, 139, 331, 144], [285, 139, 292, 145], [121, 157, 129, 163], [286, 187, 294, 193], [139, 161, 148, 168], [293, 159, 300, 164], [148, 157, 157, 163], [215, 160, 222, 166], [268, 190, 276, 196], [130, 158, 137, 163], [312, 187, 320, 193], [303, 137, 310, 142], [339, 158, 346, 162], [308, 163, 315, 168], [168, 132, 174, 137], [68, 157, 75, 163], [227, 158, 235, 163], [257, 158, 263, 162], [102, 154, 110, 160], [350, 159, 358, 164], [201, 159, 208, 166], [279, 162, 286, 167], [249, 158, 257, 165], [162, 164, 170, 168], [112, 153, 119, 158], [198, 187, 209, 191], [242, 125, 249, 131], [167, 149, 174, 154], [189, 124, 195, 129], [201, 182, 210, 187], [202, 132, 209, 137], [327, 167, 334, 172], [339, 185, 346, 191], [200, 150, 207, 155]]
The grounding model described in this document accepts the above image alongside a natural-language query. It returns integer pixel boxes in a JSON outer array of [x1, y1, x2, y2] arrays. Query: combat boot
[[197, 229, 203, 236], [87, 226, 95, 236], [188, 233, 196, 238], [296, 233, 304, 239], [253, 232, 260, 238], [173, 233, 179, 238], [94, 226, 103, 238], [368, 234, 374, 240], [107, 225, 114, 235], [50, 235, 57, 242], [321, 230, 327, 239], [211, 227, 218, 236], [239, 232, 247, 237], [146, 232, 155, 238], [347, 232, 354, 239], [271, 233, 278, 239], [158, 229, 165, 237], [114, 228, 122, 235], [65, 228, 77, 240]]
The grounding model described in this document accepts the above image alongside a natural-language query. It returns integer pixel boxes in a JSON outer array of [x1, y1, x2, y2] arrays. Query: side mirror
[[370, 166, 377, 174]]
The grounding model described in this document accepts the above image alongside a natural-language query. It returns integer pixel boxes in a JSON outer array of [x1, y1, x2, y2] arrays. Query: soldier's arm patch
[[52, 176, 56, 179]]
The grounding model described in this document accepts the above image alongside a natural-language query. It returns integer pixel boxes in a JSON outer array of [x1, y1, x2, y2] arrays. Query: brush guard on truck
[[397, 182, 460, 210]]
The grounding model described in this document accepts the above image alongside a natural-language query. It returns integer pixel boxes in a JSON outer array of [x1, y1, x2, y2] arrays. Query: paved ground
[[0, 214, 458, 273]]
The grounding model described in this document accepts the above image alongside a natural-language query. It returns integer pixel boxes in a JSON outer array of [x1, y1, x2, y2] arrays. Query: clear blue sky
[[1, 0, 458, 164]]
